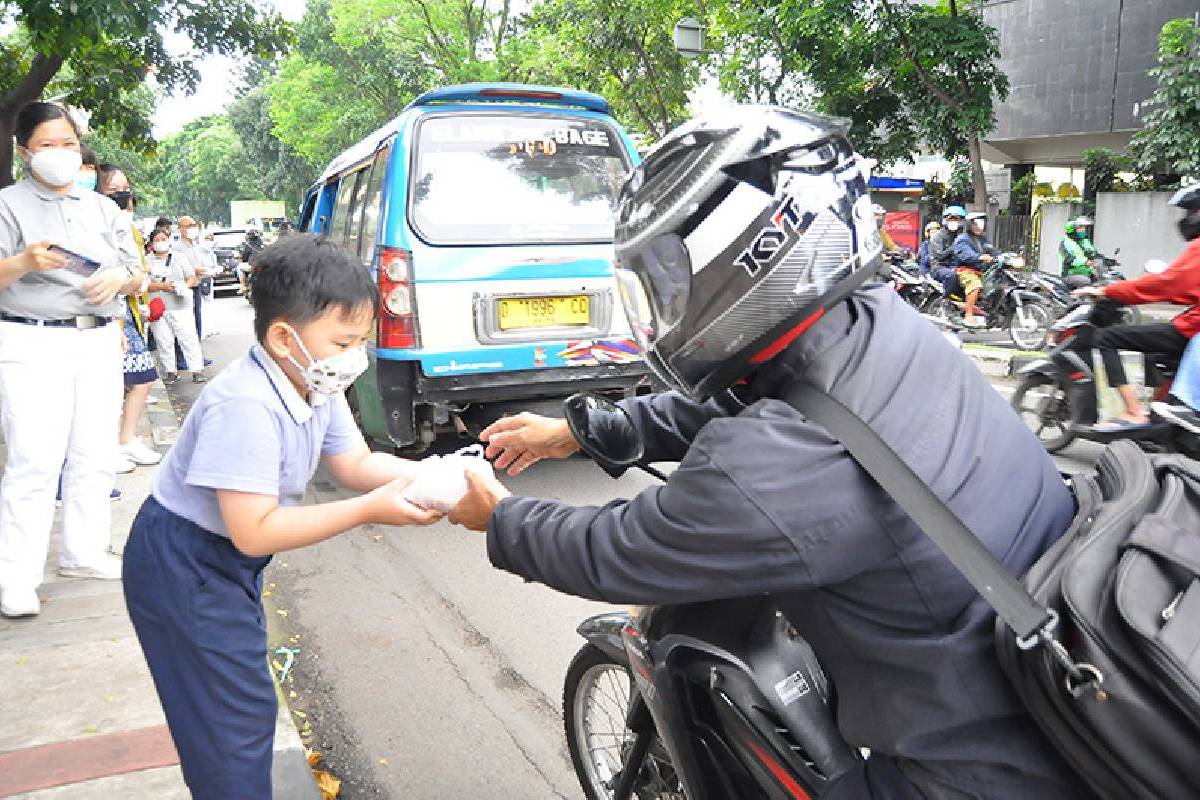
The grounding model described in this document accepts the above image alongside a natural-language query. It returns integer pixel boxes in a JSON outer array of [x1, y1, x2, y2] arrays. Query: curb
[[155, 381, 320, 800], [963, 344, 1045, 379]]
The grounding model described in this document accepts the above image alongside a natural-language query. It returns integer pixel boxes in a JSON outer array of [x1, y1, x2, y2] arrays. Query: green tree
[[507, 0, 700, 139], [153, 116, 256, 225], [709, 0, 1008, 208], [227, 87, 315, 210], [1129, 17, 1200, 179], [1081, 147, 1133, 203], [0, 0, 291, 186]]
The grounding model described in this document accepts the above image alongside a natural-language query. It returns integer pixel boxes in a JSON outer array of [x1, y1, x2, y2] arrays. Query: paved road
[[174, 296, 1102, 799]]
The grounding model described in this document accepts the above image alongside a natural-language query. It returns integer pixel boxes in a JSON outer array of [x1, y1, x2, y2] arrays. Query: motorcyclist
[[1073, 182, 1200, 429], [1060, 216, 1098, 288], [237, 228, 264, 295], [916, 220, 940, 274], [951, 211, 1000, 328], [929, 205, 964, 292], [873, 204, 902, 253], [449, 108, 1086, 799]]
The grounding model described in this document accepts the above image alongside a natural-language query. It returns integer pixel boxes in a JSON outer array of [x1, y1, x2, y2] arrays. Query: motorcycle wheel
[[564, 644, 682, 800], [1012, 373, 1076, 453], [926, 297, 959, 322], [1008, 302, 1052, 351]]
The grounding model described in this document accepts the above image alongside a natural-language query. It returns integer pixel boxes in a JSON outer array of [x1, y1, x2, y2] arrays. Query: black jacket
[[487, 286, 1086, 799], [928, 228, 959, 271]]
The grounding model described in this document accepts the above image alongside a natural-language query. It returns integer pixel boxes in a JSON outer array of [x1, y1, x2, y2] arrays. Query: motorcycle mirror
[[563, 393, 646, 478], [1144, 259, 1168, 275]]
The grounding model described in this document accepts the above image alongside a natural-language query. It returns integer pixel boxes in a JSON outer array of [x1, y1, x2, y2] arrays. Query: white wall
[[1094, 192, 1188, 279], [1038, 202, 1083, 274]]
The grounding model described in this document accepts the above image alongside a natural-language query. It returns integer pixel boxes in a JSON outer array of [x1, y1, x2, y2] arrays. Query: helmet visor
[[615, 232, 692, 352]]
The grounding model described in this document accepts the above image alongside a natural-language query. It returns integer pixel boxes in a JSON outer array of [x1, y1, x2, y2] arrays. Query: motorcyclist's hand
[[449, 470, 512, 532], [480, 413, 580, 476], [1072, 285, 1105, 298], [980, 254, 995, 264]]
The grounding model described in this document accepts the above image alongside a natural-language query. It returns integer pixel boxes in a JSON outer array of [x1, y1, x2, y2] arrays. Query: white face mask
[[284, 325, 369, 396], [946, 220, 962, 232], [973, 219, 986, 232], [152, 240, 170, 254], [182, 228, 198, 241], [28, 148, 84, 187]]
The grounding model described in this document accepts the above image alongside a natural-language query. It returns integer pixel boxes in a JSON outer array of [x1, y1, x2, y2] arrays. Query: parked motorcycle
[[927, 252, 1054, 350], [1010, 299, 1198, 456], [560, 393, 861, 800]]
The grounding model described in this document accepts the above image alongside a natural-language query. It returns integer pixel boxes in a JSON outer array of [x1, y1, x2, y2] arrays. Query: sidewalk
[[0, 379, 318, 799]]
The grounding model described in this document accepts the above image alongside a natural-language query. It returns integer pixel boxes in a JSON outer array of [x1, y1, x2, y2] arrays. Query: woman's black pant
[[1095, 323, 1187, 387]]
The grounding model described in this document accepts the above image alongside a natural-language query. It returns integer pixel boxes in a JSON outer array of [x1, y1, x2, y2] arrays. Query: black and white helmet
[[613, 106, 882, 401], [1170, 182, 1200, 241]]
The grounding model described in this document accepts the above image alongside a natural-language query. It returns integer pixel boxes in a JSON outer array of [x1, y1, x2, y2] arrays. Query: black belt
[[0, 313, 113, 329]]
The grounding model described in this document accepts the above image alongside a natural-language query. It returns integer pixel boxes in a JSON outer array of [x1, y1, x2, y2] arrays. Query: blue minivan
[[298, 83, 648, 450]]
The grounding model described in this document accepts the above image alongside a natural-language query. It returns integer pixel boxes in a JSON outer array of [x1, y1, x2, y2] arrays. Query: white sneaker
[[0, 585, 40, 617], [58, 553, 122, 581], [121, 438, 162, 466], [114, 454, 137, 474]]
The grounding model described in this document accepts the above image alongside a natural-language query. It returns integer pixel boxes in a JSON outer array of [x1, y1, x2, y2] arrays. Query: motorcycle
[[560, 393, 861, 800], [927, 253, 1054, 350], [1009, 299, 1199, 456], [882, 253, 942, 313], [1028, 250, 1142, 325]]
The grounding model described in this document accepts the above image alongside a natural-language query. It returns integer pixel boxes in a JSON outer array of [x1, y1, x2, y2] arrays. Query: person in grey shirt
[[144, 227, 205, 383], [0, 102, 143, 618]]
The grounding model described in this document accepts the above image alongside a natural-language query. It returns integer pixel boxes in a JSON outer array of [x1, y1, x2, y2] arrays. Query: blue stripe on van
[[372, 338, 641, 374], [412, 256, 614, 283]]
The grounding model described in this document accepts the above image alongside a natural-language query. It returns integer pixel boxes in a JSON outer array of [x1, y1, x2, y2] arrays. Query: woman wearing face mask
[[0, 102, 144, 619], [76, 145, 98, 192], [144, 228, 205, 385], [98, 164, 161, 470]]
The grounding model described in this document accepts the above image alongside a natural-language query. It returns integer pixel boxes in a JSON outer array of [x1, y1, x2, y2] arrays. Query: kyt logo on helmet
[[734, 190, 813, 277]]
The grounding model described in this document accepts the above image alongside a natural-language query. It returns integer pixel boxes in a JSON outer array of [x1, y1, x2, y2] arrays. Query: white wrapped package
[[401, 444, 495, 513]]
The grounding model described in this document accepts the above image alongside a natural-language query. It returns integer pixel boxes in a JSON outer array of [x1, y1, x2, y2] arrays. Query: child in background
[[123, 234, 442, 798]]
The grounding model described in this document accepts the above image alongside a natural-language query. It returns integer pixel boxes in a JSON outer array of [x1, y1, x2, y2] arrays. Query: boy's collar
[[250, 344, 327, 424]]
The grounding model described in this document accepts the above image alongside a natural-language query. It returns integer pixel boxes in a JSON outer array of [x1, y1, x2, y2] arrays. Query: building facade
[[981, 0, 1197, 166]]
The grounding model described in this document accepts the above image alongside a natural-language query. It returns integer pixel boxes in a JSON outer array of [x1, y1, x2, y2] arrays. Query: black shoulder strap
[[784, 383, 1054, 642]]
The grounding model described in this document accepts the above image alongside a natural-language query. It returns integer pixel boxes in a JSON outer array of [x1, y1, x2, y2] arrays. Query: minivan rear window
[[410, 114, 630, 245]]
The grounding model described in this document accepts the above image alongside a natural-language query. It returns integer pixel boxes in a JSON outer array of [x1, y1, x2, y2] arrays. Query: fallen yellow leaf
[[379, 758, 389, 766], [371, 535, 383, 543], [263, 590, 272, 597], [276, 609, 288, 617], [81, 725, 99, 735], [293, 709, 307, 718], [14, 657, 27, 666], [306, 749, 324, 767], [314, 769, 341, 799], [289, 690, 298, 698]]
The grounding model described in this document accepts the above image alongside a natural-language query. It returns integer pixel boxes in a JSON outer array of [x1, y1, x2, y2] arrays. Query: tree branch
[[878, 0, 963, 114], [2, 52, 66, 113]]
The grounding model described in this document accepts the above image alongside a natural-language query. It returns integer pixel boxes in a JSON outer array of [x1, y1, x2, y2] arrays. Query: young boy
[[122, 234, 441, 798]]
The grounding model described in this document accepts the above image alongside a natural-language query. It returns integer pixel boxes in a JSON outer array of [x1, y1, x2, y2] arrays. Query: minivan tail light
[[377, 246, 420, 349]]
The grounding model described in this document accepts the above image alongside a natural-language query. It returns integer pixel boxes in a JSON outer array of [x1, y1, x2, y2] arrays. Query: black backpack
[[786, 385, 1200, 799]]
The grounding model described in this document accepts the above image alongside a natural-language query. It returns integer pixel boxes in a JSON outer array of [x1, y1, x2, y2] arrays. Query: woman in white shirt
[[144, 228, 205, 385], [0, 102, 144, 618]]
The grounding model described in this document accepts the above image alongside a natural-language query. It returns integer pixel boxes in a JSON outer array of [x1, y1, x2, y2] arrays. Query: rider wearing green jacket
[[1059, 216, 1098, 287]]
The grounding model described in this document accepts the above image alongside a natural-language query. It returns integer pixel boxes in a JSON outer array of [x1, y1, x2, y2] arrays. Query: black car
[[208, 228, 247, 295]]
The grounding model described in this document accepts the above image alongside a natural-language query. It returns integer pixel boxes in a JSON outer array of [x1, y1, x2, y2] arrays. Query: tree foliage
[[151, 116, 256, 225], [506, 0, 700, 140], [227, 88, 315, 211], [710, 0, 1007, 208], [0, 0, 291, 185], [1129, 17, 1200, 179]]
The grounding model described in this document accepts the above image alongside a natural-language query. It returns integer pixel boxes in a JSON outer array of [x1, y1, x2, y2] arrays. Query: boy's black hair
[[250, 234, 378, 343]]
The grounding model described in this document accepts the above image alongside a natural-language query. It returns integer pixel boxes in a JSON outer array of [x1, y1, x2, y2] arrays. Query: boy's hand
[[367, 476, 444, 527], [480, 413, 580, 476], [449, 471, 512, 532]]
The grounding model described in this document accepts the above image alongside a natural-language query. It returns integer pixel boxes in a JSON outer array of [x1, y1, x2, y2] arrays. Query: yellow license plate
[[497, 295, 590, 330]]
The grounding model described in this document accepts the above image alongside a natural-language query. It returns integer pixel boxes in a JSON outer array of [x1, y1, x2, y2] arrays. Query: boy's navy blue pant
[[123, 496, 275, 799]]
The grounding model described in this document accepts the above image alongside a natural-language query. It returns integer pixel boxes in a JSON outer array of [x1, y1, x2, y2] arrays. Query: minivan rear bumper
[[371, 358, 648, 448]]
